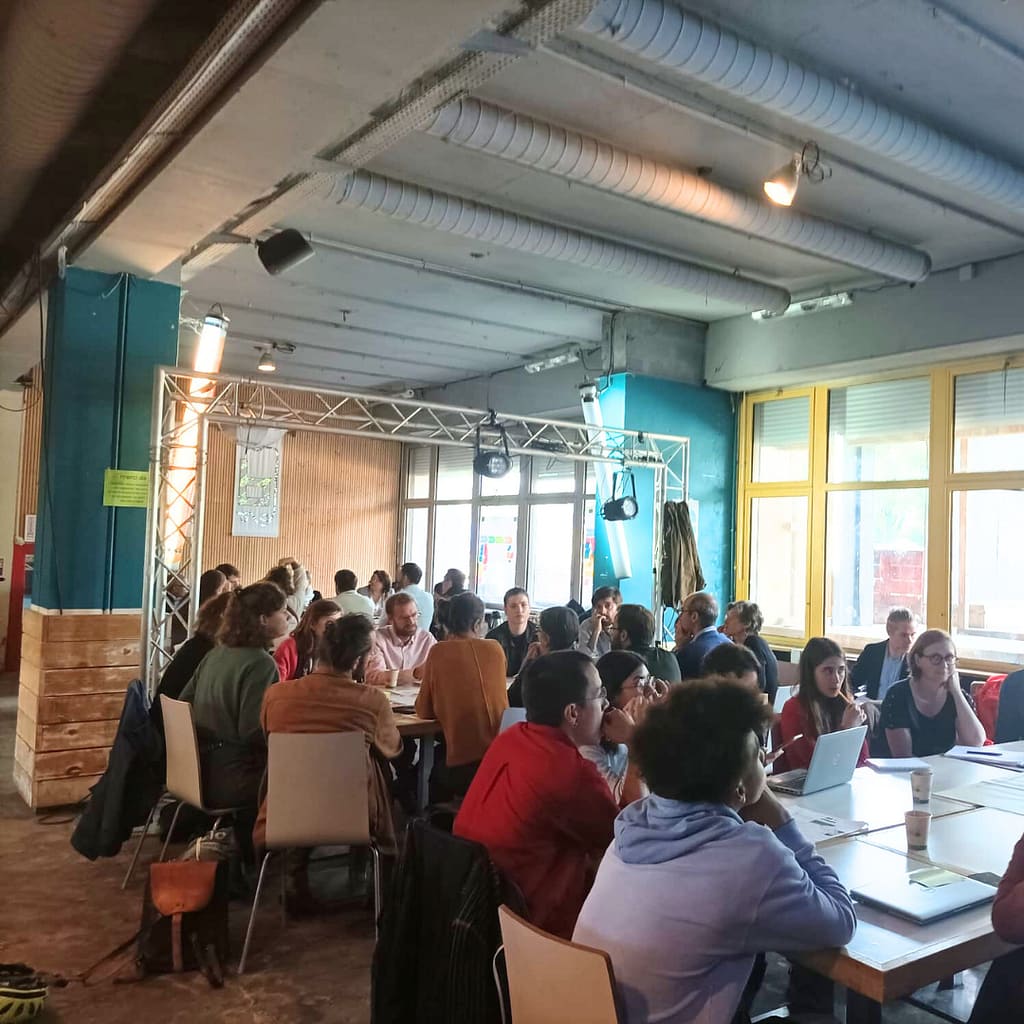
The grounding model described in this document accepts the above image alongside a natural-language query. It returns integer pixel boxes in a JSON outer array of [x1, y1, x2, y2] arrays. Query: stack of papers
[[386, 686, 421, 711], [866, 757, 931, 772], [787, 805, 868, 846], [944, 746, 1024, 770]]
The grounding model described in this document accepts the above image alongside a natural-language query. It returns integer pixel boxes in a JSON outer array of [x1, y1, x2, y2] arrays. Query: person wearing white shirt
[[364, 593, 437, 686], [334, 569, 375, 619], [396, 561, 434, 630]]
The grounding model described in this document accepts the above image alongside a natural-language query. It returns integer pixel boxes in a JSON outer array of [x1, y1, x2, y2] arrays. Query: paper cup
[[386, 669, 399, 689], [911, 768, 933, 804], [905, 810, 931, 850]]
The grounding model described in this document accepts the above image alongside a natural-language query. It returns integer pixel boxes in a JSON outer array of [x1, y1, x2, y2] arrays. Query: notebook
[[944, 746, 1024, 770], [768, 725, 868, 795], [852, 872, 996, 924], [866, 757, 931, 772]]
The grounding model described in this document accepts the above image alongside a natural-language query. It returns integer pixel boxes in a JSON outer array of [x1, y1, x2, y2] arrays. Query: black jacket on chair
[[851, 640, 908, 701]]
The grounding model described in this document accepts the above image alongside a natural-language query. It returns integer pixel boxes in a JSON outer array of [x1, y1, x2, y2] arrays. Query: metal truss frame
[[143, 367, 689, 689]]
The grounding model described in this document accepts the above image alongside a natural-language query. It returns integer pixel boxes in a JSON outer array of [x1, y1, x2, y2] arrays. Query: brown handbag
[[149, 861, 218, 972]]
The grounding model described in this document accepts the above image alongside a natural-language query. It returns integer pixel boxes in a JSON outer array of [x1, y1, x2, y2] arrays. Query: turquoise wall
[[34, 268, 179, 611]]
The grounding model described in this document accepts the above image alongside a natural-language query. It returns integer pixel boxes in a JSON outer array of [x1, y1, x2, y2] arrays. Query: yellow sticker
[[102, 468, 150, 508]]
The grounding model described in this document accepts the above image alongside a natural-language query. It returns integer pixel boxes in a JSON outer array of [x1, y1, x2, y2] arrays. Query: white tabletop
[[925, 751, 1020, 792]]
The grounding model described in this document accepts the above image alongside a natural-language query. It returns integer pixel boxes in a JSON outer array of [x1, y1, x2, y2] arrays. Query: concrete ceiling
[[4, 0, 1024, 392]]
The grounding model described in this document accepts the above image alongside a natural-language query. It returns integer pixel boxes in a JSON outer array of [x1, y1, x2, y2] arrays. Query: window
[[581, 499, 596, 602], [436, 448, 474, 500], [404, 507, 428, 571], [527, 504, 575, 607], [480, 457, 521, 498], [752, 396, 809, 482], [477, 505, 519, 605], [406, 446, 431, 499], [432, 504, 471, 583], [749, 496, 807, 637], [954, 368, 1024, 473], [533, 458, 576, 494]]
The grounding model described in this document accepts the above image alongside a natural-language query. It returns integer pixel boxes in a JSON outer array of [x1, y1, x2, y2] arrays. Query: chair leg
[[238, 851, 273, 975], [121, 797, 161, 890], [158, 801, 183, 862], [369, 844, 382, 941], [280, 853, 287, 929]]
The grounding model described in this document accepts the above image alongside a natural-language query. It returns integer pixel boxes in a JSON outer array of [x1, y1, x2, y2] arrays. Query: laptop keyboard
[[768, 769, 808, 794]]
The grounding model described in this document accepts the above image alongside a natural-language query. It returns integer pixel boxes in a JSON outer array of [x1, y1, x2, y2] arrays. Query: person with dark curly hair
[[573, 677, 855, 1024]]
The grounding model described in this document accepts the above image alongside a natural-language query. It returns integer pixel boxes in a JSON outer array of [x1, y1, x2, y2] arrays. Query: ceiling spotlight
[[763, 156, 800, 206], [257, 348, 276, 373], [473, 411, 513, 479], [601, 469, 639, 522], [256, 228, 315, 276]]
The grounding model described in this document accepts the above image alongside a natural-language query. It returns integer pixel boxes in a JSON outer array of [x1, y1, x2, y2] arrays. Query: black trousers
[[969, 948, 1024, 1023]]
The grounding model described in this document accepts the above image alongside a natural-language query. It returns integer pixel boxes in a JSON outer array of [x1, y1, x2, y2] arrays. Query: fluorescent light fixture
[[523, 345, 582, 374], [193, 309, 228, 375], [763, 156, 800, 206], [257, 348, 276, 372], [751, 291, 853, 321]]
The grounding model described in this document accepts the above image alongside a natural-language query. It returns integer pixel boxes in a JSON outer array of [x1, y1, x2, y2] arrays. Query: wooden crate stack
[[13, 610, 140, 808]]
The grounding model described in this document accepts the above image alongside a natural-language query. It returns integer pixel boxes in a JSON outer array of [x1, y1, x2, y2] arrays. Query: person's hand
[[623, 694, 651, 726], [841, 700, 867, 730], [524, 640, 543, 664], [397, 668, 418, 685], [739, 787, 792, 830], [650, 678, 671, 702], [602, 707, 636, 746]]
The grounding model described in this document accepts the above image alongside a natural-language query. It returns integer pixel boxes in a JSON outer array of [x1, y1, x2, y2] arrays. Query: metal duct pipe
[[332, 170, 790, 314], [579, 0, 1024, 221], [427, 97, 930, 283], [0, 0, 162, 236]]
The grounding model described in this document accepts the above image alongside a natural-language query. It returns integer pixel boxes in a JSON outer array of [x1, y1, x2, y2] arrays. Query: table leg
[[416, 738, 434, 812], [845, 990, 882, 1024]]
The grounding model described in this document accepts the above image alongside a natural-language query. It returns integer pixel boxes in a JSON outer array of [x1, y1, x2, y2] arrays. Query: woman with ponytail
[[273, 599, 342, 681]]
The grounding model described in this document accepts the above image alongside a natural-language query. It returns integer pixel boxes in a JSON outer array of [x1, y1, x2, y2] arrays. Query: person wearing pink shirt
[[363, 592, 436, 686]]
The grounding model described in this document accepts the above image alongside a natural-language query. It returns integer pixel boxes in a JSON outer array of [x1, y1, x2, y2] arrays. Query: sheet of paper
[[944, 746, 1024, 770], [866, 757, 931, 772], [909, 867, 963, 888], [788, 805, 869, 845], [940, 775, 1024, 814]]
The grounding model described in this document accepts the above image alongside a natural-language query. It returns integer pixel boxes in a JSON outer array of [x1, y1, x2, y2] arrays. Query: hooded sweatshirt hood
[[615, 795, 744, 865]]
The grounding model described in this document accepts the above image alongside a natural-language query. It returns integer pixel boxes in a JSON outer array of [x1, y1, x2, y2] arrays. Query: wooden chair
[[238, 730, 382, 973], [122, 695, 239, 888], [496, 904, 621, 1023]]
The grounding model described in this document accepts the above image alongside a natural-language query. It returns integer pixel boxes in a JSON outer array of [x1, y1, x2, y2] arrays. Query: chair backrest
[[776, 660, 800, 687], [160, 695, 206, 809], [773, 684, 797, 714], [498, 905, 620, 1024], [265, 731, 370, 849], [500, 707, 527, 733]]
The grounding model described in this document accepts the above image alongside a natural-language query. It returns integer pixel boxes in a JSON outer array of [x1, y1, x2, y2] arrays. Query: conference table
[[778, 746, 1024, 1023]]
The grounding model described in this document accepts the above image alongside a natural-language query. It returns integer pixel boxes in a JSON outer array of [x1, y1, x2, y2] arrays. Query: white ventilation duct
[[332, 170, 790, 314], [427, 98, 930, 283], [578, 0, 1024, 220]]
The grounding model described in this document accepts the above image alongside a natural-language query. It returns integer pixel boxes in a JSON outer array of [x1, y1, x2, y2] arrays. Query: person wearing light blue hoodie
[[573, 677, 856, 1024]]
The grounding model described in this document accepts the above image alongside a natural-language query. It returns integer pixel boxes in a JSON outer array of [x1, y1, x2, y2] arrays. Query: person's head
[[448, 591, 485, 636], [676, 591, 719, 644], [591, 586, 622, 622], [446, 568, 467, 593], [218, 582, 289, 648], [886, 607, 917, 656], [633, 677, 772, 808], [214, 563, 241, 590], [612, 604, 654, 651], [701, 642, 761, 689], [797, 637, 850, 737], [293, 598, 342, 654], [537, 605, 579, 654], [909, 629, 957, 685], [503, 587, 531, 633], [385, 592, 420, 638], [368, 569, 392, 596], [522, 650, 605, 747], [398, 562, 423, 588], [317, 614, 375, 675], [596, 650, 650, 709], [265, 565, 295, 596], [198, 569, 228, 605], [334, 569, 358, 593], [194, 591, 232, 641], [723, 600, 763, 644]]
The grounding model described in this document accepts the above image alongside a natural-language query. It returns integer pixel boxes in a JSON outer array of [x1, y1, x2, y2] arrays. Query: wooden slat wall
[[201, 426, 402, 594], [15, 365, 42, 531]]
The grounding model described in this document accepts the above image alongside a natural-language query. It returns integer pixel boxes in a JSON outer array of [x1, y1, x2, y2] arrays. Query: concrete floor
[[0, 671, 977, 1022]]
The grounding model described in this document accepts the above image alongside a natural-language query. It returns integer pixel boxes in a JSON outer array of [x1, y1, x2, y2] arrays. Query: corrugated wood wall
[[201, 426, 402, 594], [15, 366, 42, 533]]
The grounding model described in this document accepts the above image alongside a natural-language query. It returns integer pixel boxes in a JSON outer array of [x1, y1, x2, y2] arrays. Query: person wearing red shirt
[[776, 637, 868, 774], [454, 650, 620, 939]]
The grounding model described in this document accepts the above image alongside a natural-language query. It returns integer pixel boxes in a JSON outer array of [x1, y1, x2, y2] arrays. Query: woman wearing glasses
[[881, 629, 985, 757]]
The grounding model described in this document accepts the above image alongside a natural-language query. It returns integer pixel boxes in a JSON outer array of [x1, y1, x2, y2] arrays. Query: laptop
[[768, 725, 868, 796], [852, 873, 997, 925]]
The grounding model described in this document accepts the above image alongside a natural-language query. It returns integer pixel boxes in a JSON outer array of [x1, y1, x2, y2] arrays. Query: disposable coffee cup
[[905, 810, 931, 850], [387, 669, 399, 689], [911, 768, 933, 804]]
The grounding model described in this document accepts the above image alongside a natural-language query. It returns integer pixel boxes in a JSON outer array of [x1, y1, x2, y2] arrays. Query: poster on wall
[[231, 426, 286, 537]]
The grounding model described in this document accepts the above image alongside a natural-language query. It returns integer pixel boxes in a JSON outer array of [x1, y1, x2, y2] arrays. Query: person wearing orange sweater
[[415, 591, 508, 798]]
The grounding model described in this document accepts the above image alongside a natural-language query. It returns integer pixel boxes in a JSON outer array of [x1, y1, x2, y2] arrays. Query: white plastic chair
[[238, 731, 381, 973], [499, 707, 527, 733]]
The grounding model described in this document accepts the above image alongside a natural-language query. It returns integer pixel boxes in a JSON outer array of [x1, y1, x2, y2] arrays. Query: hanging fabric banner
[[231, 426, 287, 537]]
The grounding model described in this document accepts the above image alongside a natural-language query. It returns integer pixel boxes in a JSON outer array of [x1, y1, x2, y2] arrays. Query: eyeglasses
[[581, 685, 608, 704], [922, 653, 957, 666], [623, 676, 653, 692]]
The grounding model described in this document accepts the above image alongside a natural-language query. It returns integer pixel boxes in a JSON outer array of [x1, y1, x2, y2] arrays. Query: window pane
[[954, 368, 1024, 473], [527, 504, 575, 608], [752, 397, 810, 482], [828, 379, 929, 482], [951, 489, 1024, 664], [749, 496, 807, 637], [406, 446, 431, 499], [403, 507, 428, 569], [476, 505, 518, 606], [581, 499, 596, 602], [480, 456, 521, 497], [825, 489, 927, 645], [432, 503, 471, 586], [533, 457, 576, 494], [436, 447, 474, 500]]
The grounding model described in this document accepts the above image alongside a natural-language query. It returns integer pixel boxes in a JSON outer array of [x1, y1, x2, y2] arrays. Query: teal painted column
[[34, 267, 179, 612]]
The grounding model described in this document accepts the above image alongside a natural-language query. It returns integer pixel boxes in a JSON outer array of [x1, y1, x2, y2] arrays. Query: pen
[[967, 749, 1001, 756]]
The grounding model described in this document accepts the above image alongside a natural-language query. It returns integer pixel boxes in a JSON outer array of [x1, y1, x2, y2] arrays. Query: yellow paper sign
[[103, 468, 150, 508]]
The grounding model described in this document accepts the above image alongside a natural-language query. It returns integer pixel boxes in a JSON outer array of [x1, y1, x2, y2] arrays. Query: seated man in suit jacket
[[675, 591, 729, 679], [850, 607, 915, 701]]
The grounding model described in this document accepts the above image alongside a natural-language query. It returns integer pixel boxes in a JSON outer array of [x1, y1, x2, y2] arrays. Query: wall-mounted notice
[[103, 468, 150, 507], [232, 427, 286, 538]]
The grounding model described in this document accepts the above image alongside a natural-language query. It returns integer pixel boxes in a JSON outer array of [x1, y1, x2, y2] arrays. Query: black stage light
[[256, 229, 315, 276], [474, 412, 512, 479], [602, 469, 639, 521]]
